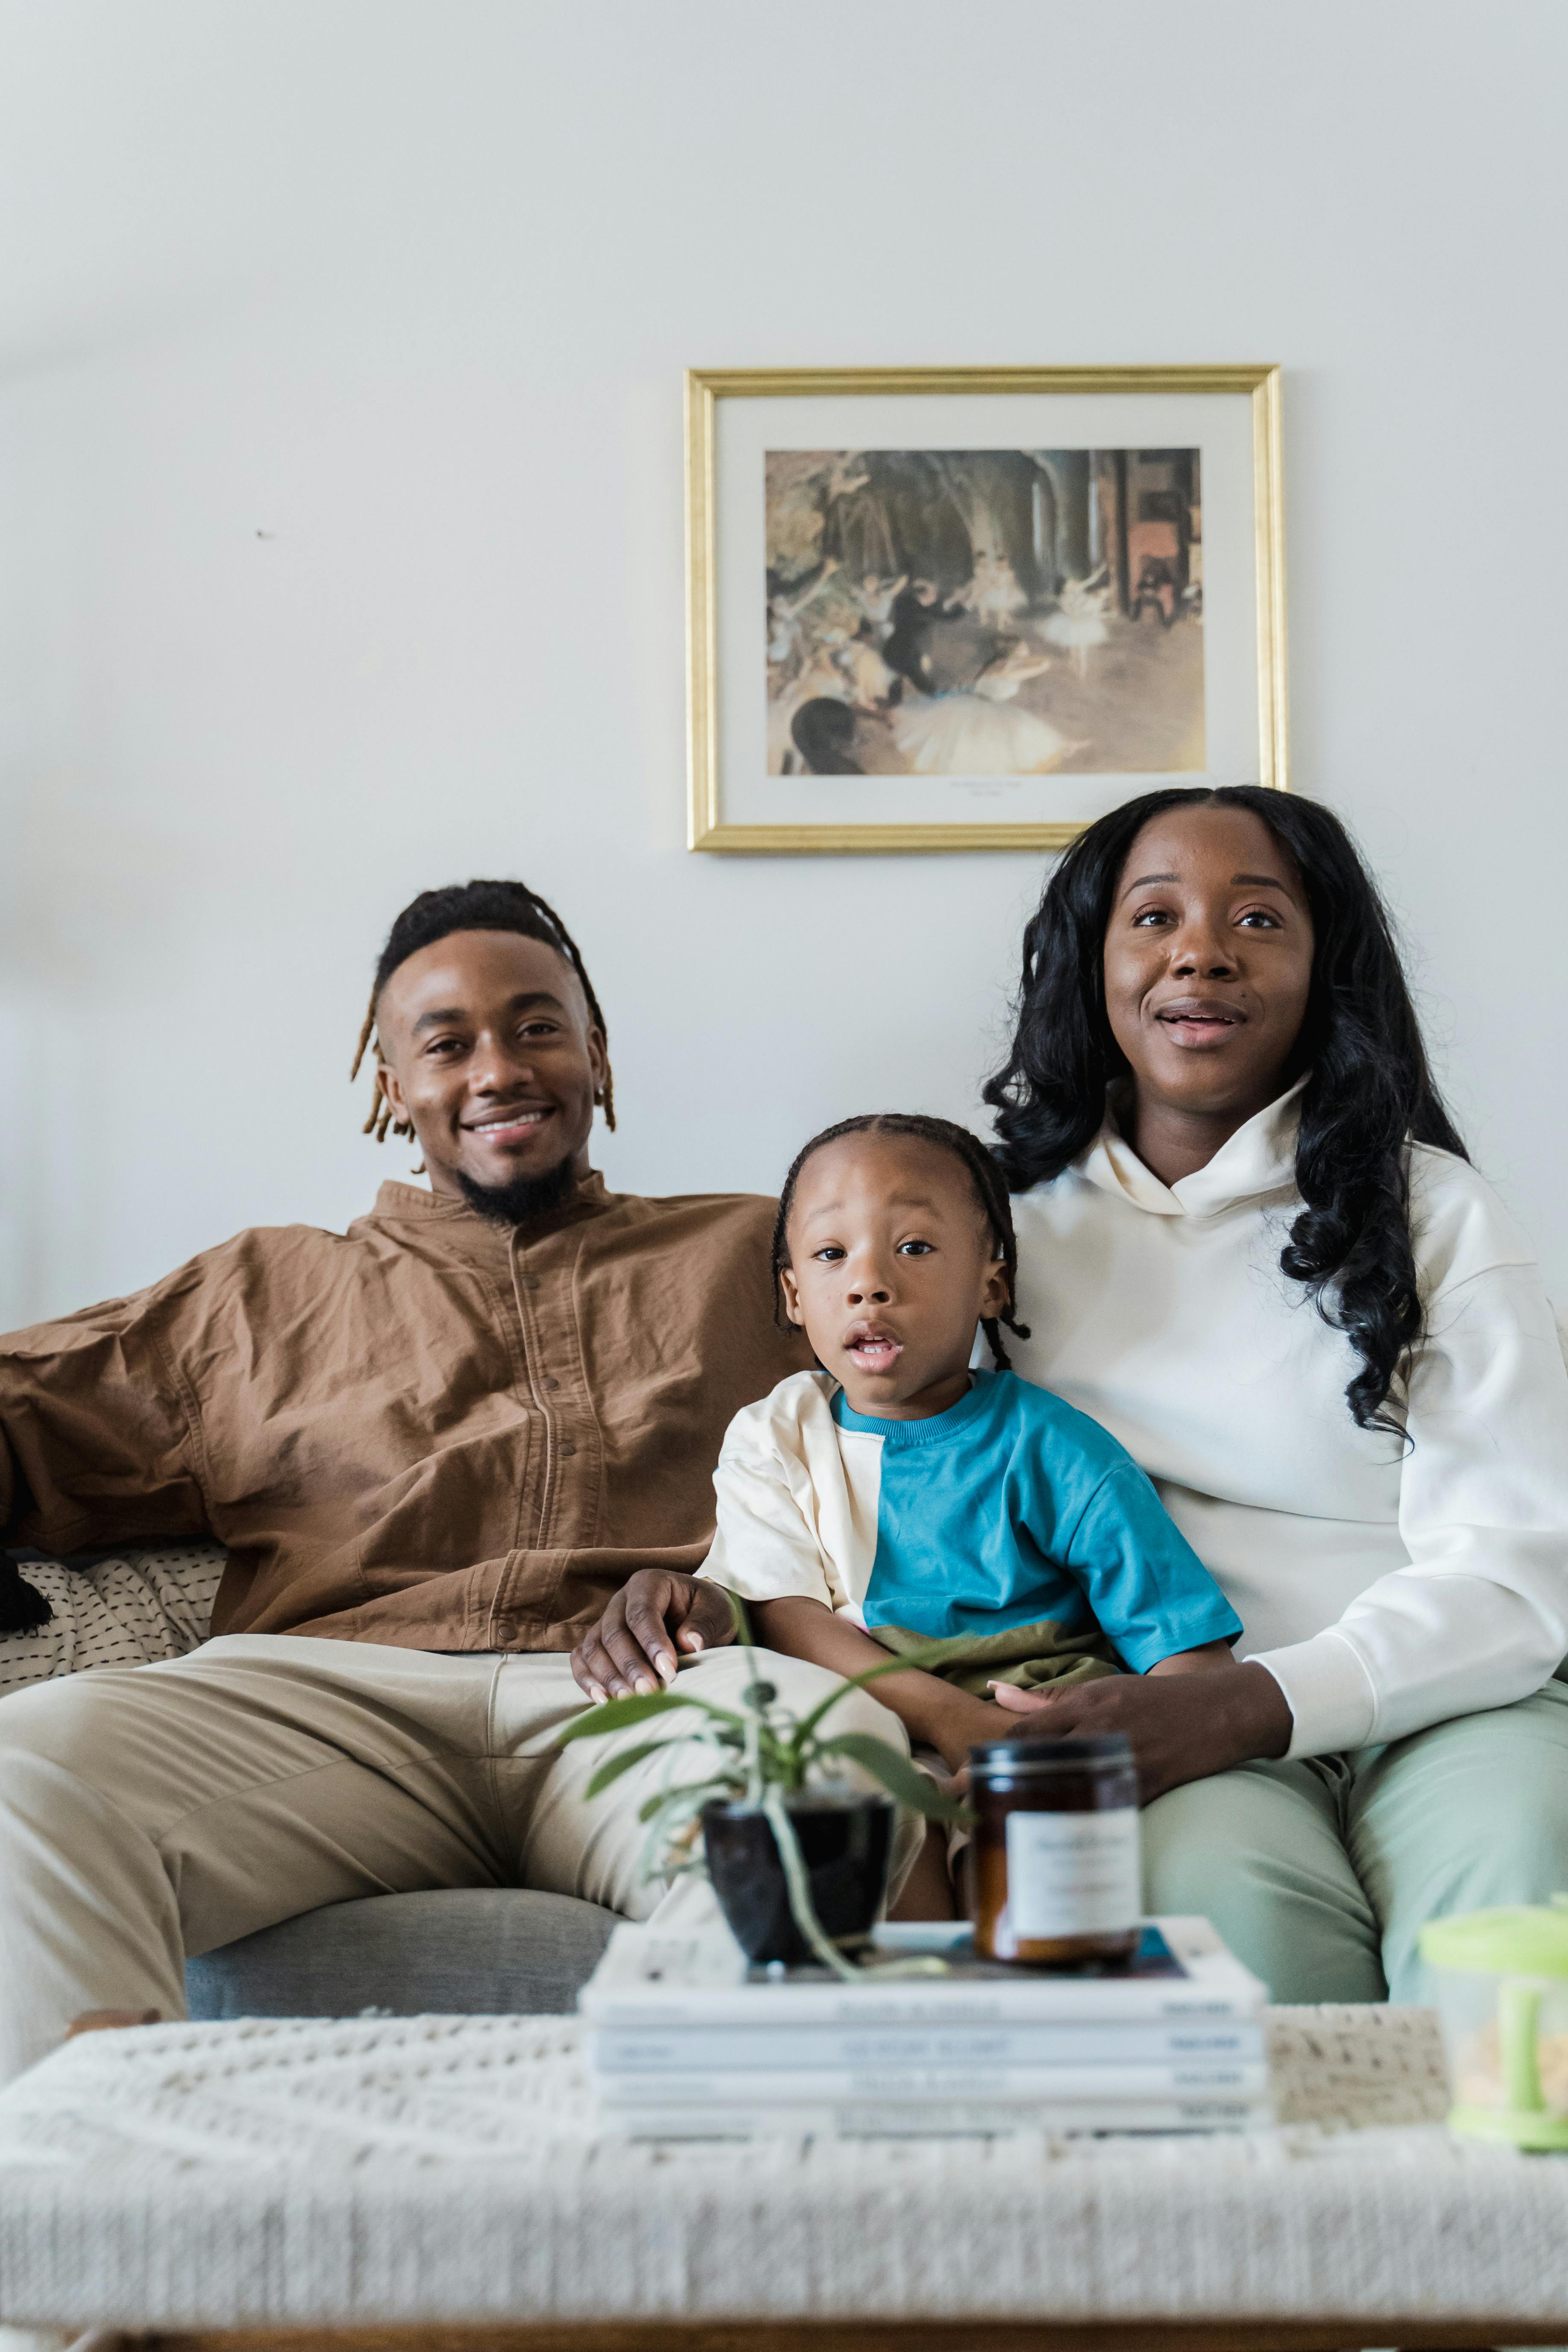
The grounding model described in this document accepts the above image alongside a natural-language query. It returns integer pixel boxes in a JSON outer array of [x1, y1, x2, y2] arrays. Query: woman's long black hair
[[982, 786, 1468, 1434]]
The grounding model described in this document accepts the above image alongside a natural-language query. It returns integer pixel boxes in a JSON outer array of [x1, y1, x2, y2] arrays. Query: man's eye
[[426, 1037, 464, 1056], [519, 1021, 562, 1038]]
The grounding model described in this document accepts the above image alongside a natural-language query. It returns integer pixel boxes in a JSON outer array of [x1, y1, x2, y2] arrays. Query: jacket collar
[[365, 1168, 615, 1270], [1077, 1078, 1306, 1218]]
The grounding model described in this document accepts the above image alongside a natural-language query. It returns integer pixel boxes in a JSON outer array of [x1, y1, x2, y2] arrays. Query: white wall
[[1, 0, 1565, 1325]]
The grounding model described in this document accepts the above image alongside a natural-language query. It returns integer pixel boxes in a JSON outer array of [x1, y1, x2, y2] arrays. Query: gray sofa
[[185, 1889, 619, 2019]]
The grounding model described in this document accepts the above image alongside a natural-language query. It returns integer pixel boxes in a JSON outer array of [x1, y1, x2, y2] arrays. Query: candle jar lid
[[969, 1734, 1133, 1772]]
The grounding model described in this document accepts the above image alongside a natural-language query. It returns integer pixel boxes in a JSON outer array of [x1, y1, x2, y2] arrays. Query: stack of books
[[578, 1915, 1270, 2139]]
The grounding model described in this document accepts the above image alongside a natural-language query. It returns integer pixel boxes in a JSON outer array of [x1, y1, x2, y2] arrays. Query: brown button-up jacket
[[0, 1176, 809, 1649]]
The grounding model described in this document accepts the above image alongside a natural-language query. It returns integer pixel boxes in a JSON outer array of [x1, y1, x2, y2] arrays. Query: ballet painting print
[[765, 449, 1204, 780], [689, 366, 1286, 851]]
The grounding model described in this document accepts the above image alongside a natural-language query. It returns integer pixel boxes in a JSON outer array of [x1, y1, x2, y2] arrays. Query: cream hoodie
[[1009, 1084, 1568, 1758]]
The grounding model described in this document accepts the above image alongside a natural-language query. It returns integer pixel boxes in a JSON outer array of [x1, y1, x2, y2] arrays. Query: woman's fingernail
[[634, 1674, 657, 1696], [588, 1684, 608, 1705], [685, 1633, 704, 1652], [657, 1654, 677, 1685]]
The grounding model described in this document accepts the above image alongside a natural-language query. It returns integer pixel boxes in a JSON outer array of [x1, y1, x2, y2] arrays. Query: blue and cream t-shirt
[[700, 1367, 1240, 1671]]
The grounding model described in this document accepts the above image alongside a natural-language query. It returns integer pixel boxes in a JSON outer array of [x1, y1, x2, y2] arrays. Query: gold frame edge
[[686, 364, 1287, 854]]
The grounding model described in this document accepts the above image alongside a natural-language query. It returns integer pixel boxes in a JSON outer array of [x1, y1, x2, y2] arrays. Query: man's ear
[[778, 1265, 806, 1328], [586, 1023, 609, 1093], [378, 1057, 410, 1124]]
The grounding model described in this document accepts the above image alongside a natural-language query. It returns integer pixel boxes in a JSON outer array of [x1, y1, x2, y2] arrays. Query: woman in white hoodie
[[985, 785, 1568, 2000]]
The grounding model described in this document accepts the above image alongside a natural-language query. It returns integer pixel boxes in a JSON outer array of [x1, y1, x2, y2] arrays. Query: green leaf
[[583, 1739, 676, 1799], [817, 1731, 975, 1824], [760, 1783, 861, 1982], [556, 1689, 743, 1747], [638, 1777, 736, 1825], [557, 1691, 690, 1742], [788, 1635, 990, 1749], [719, 1587, 755, 1646]]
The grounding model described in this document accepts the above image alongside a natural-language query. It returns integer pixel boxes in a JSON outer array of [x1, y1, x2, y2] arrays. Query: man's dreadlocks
[[769, 1111, 1031, 1370], [350, 879, 615, 1143]]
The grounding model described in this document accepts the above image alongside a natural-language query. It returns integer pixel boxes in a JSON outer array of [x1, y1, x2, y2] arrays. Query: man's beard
[[455, 1155, 578, 1228]]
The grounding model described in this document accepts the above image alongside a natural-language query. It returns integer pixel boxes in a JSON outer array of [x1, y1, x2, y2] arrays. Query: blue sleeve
[[1061, 1461, 1243, 1672]]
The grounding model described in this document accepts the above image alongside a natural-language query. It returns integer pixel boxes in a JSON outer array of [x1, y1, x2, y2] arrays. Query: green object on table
[[1419, 1895, 1568, 2150]]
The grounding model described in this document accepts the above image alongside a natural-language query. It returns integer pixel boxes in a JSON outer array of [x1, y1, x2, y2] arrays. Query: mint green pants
[[1140, 1680, 1568, 2003]]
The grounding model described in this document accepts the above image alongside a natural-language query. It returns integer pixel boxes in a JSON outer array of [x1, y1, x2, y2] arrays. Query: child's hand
[[1146, 1639, 1241, 1677], [985, 1678, 1100, 1726], [929, 1692, 1035, 1777]]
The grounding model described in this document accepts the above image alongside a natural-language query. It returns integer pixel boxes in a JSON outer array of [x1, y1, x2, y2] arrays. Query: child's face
[[779, 1135, 1010, 1419]]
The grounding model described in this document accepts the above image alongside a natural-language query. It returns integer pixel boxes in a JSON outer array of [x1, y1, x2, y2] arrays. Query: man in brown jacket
[[0, 879, 918, 2083]]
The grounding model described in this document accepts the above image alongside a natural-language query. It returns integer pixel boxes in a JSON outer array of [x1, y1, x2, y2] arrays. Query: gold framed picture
[[686, 364, 1287, 854]]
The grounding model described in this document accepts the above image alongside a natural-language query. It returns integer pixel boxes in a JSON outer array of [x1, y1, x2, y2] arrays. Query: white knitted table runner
[[2, 2006, 1565, 2331]]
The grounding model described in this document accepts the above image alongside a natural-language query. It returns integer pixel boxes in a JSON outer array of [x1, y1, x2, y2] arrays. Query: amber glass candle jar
[[969, 1734, 1141, 1967]]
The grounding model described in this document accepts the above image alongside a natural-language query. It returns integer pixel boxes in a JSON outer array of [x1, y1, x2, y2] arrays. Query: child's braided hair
[[350, 878, 614, 1144], [770, 1112, 1031, 1370]]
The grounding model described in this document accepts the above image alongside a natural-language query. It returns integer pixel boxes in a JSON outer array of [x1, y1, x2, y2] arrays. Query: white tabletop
[[0, 2005, 1564, 2334]]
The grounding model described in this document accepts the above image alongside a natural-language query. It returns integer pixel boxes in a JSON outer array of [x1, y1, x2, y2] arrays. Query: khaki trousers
[[0, 1633, 923, 2085]]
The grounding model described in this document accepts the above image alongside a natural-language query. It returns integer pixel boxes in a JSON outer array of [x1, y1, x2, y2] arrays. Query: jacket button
[[540, 1376, 560, 1391], [558, 1441, 577, 1458], [520, 1275, 540, 1292]]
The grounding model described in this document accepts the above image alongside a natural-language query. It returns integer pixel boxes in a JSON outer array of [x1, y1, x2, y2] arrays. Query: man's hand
[[987, 1662, 1292, 1806], [569, 1570, 736, 1702]]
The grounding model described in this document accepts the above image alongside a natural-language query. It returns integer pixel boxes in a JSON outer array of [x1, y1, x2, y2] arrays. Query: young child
[[698, 1111, 1242, 1916]]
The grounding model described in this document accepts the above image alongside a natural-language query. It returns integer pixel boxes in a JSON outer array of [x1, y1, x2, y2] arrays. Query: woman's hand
[[988, 1661, 1293, 1804], [569, 1571, 736, 1702]]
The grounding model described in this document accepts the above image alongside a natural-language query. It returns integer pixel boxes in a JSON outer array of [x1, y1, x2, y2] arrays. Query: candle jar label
[[1005, 1805, 1141, 1938]]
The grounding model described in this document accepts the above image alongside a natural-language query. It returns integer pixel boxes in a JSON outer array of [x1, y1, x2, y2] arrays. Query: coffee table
[[1, 2005, 1564, 2352]]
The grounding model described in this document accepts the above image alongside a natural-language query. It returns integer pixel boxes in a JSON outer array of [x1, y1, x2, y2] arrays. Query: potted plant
[[558, 1598, 972, 1980]]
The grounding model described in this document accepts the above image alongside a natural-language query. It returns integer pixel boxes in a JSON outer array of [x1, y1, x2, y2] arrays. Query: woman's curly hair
[[982, 786, 1468, 1435]]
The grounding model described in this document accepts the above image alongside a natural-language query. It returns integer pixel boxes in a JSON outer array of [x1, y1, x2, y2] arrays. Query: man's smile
[[463, 1105, 556, 1142]]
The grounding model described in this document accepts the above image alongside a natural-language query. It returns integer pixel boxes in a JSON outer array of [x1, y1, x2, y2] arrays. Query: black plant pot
[[702, 1791, 894, 1966]]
